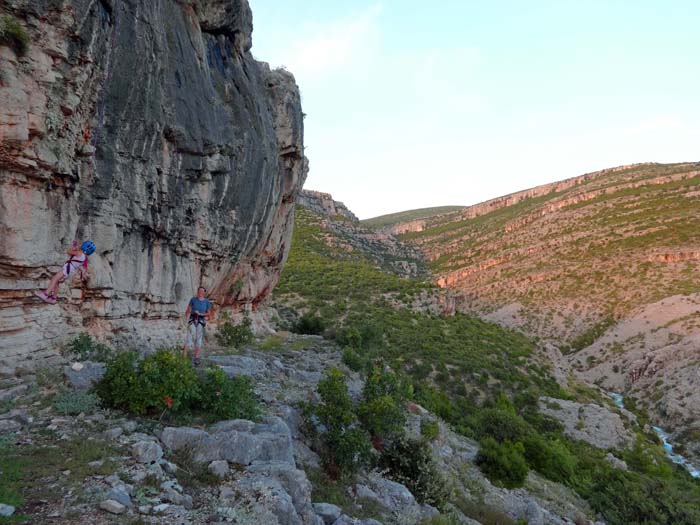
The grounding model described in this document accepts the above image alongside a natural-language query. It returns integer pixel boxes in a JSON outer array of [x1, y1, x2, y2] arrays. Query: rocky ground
[[0, 333, 613, 525]]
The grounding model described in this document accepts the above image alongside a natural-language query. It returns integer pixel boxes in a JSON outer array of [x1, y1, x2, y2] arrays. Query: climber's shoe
[[34, 291, 54, 303], [193, 358, 201, 367]]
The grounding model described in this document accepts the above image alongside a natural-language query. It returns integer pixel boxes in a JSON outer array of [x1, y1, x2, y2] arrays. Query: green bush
[[309, 368, 371, 479], [380, 434, 451, 509], [342, 348, 365, 372], [358, 395, 405, 441], [357, 365, 412, 441], [52, 391, 99, 415], [215, 318, 253, 349], [420, 419, 440, 442], [337, 327, 362, 348], [66, 333, 112, 362], [137, 350, 201, 413], [198, 368, 259, 421], [96, 350, 199, 415], [477, 409, 530, 444], [0, 15, 29, 55], [96, 350, 260, 423], [522, 435, 577, 483], [94, 351, 140, 412], [293, 313, 326, 335], [584, 469, 700, 525], [475, 438, 529, 489]]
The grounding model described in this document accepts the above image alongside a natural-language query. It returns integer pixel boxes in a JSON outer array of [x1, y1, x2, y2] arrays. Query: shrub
[[476, 409, 530, 444], [420, 419, 440, 442], [96, 350, 200, 415], [362, 365, 413, 405], [0, 15, 29, 55], [380, 434, 451, 509], [198, 368, 259, 421], [94, 351, 140, 412], [358, 365, 412, 441], [358, 395, 405, 441], [293, 313, 326, 335], [215, 317, 253, 349], [65, 333, 112, 362], [310, 368, 372, 479], [522, 435, 577, 483], [342, 348, 365, 372], [475, 438, 529, 489], [337, 327, 362, 348], [137, 350, 201, 413], [52, 391, 99, 415]]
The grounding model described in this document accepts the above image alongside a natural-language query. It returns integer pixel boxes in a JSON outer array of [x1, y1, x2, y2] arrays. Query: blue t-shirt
[[189, 297, 212, 323]]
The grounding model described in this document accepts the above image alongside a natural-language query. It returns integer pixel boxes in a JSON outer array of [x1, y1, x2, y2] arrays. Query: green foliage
[[96, 349, 259, 423], [198, 368, 259, 422], [337, 327, 362, 348], [420, 419, 440, 442], [522, 434, 577, 483], [94, 351, 140, 412], [565, 316, 617, 353], [358, 395, 405, 441], [475, 438, 529, 489], [65, 333, 112, 362], [583, 469, 700, 525], [52, 391, 99, 416], [476, 409, 530, 444], [292, 313, 326, 335], [215, 318, 253, 349], [342, 348, 365, 372], [380, 434, 451, 509], [0, 15, 29, 55], [136, 350, 201, 413], [310, 368, 372, 478], [357, 365, 413, 441]]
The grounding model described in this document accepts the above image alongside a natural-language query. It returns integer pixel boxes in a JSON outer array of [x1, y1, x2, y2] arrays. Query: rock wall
[[0, 0, 307, 363], [297, 190, 358, 223]]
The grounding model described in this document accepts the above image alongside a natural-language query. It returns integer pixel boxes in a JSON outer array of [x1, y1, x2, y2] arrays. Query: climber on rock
[[184, 286, 213, 367], [35, 240, 96, 304]]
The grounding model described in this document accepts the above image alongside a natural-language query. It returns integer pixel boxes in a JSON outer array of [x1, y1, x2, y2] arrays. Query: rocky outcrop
[[298, 190, 358, 223], [296, 197, 429, 279], [539, 397, 634, 450], [0, 0, 307, 363]]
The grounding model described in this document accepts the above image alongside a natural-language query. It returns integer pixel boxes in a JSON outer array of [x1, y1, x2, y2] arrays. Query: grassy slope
[[275, 206, 562, 406], [361, 206, 465, 229], [395, 162, 700, 343]]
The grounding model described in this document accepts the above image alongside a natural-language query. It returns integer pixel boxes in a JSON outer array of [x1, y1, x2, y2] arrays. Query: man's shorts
[[186, 323, 205, 349]]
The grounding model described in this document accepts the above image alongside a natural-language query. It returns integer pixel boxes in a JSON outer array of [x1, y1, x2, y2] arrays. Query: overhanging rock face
[[0, 0, 307, 363]]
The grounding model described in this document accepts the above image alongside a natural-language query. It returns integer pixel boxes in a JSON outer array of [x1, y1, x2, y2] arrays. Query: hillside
[[378, 161, 700, 464], [269, 195, 700, 525], [362, 206, 465, 231]]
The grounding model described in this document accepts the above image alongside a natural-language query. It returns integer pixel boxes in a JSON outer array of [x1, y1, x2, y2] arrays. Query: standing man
[[184, 286, 213, 366]]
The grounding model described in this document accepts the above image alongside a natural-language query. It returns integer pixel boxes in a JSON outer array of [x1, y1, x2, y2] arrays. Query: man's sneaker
[[193, 358, 201, 367]]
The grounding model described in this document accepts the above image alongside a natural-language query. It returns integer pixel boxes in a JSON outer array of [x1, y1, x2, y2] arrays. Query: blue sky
[[249, 1, 699, 218]]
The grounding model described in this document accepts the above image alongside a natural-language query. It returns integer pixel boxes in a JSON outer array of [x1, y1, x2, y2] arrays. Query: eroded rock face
[[0, 0, 306, 363], [539, 396, 634, 450]]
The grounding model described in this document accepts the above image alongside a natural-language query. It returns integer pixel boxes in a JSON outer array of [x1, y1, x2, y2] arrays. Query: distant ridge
[[361, 206, 464, 230]]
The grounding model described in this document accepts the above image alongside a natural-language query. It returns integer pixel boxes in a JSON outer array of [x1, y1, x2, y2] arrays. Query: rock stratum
[[0, 0, 307, 363]]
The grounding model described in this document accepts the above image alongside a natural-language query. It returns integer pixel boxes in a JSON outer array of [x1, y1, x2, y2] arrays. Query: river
[[609, 392, 699, 478]]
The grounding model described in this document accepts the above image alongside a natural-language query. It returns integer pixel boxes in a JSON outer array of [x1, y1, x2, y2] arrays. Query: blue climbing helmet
[[81, 240, 96, 256]]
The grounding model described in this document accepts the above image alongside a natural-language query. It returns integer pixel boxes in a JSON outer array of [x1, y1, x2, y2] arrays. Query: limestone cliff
[[0, 0, 307, 363], [297, 190, 358, 223]]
